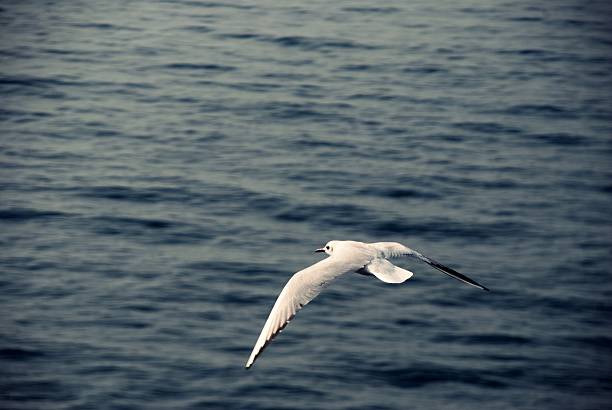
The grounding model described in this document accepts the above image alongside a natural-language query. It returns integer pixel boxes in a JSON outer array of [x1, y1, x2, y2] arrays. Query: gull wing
[[245, 256, 359, 369], [357, 258, 413, 283], [371, 242, 489, 291]]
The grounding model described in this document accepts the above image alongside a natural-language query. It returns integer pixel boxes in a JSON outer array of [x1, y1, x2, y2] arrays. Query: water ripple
[[2, 1, 611, 409]]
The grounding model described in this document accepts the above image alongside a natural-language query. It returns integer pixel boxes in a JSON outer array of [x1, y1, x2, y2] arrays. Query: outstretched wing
[[245, 256, 358, 369], [371, 242, 489, 291], [357, 258, 413, 283]]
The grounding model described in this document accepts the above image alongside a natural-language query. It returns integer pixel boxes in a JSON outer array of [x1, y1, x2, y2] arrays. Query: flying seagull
[[245, 240, 488, 369]]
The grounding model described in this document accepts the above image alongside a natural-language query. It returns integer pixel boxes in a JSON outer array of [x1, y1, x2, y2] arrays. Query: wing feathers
[[422, 256, 489, 291], [245, 256, 356, 369], [372, 242, 488, 291], [362, 258, 413, 283]]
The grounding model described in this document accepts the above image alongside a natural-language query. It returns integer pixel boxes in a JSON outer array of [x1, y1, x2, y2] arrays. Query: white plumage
[[245, 240, 488, 369]]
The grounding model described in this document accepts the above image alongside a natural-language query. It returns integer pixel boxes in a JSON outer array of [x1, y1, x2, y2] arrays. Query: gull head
[[315, 240, 339, 256]]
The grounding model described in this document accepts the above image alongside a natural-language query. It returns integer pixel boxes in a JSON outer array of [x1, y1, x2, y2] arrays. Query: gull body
[[245, 240, 488, 369]]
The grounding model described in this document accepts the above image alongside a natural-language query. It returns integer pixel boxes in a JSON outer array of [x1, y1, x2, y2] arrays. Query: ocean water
[[1, 1, 612, 409]]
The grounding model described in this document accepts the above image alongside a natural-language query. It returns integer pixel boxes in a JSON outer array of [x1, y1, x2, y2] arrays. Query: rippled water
[[2, 1, 612, 409]]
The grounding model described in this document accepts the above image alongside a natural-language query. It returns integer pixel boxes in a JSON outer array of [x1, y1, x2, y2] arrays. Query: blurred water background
[[1, 1, 612, 409]]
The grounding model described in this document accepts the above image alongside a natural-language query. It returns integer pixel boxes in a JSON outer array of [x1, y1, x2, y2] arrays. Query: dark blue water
[[2, 1, 612, 409]]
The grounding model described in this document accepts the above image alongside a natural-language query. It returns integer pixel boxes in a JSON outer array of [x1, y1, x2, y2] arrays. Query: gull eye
[[325, 246, 330, 250]]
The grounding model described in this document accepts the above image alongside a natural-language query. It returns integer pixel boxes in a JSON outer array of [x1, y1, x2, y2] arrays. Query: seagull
[[245, 240, 488, 369]]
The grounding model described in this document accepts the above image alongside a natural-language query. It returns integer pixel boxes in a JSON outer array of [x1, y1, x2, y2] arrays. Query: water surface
[[1, 1, 612, 409]]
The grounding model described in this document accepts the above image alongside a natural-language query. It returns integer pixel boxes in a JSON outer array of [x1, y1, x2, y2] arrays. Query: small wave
[[431, 333, 532, 345], [274, 202, 371, 225], [224, 82, 283, 93], [515, 49, 546, 56], [507, 16, 543, 22], [367, 362, 512, 389], [181, 260, 283, 283], [216, 32, 260, 40], [75, 364, 125, 375], [261, 72, 309, 81], [172, 1, 254, 9], [559, 18, 589, 28], [236, 383, 327, 398], [292, 136, 356, 149], [496, 49, 564, 62], [0, 347, 45, 361], [345, 93, 399, 101], [75, 184, 263, 209], [104, 319, 151, 329], [0, 107, 35, 120], [526, 133, 588, 146], [0, 208, 67, 221], [95, 215, 174, 229], [600, 184, 612, 194], [566, 335, 612, 350], [453, 121, 522, 134], [221, 292, 267, 306], [71, 22, 140, 31], [0, 75, 104, 89], [338, 64, 373, 71], [501, 104, 573, 118], [395, 318, 430, 327], [118, 304, 160, 313], [246, 194, 288, 212], [357, 187, 441, 200], [267, 35, 377, 51], [180, 25, 213, 33], [2, 379, 77, 402], [259, 101, 344, 121], [159, 63, 236, 72], [78, 185, 188, 202], [403, 65, 448, 75], [372, 218, 528, 240], [0, 75, 68, 89], [342, 7, 401, 14], [88, 215, 213, 244]]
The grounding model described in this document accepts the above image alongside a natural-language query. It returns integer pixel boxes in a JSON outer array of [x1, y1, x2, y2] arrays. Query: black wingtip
[[425, 257, 489, 292]]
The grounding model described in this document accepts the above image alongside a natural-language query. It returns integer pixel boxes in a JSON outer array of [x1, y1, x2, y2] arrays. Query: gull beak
[[315, 248, 325, 253]]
